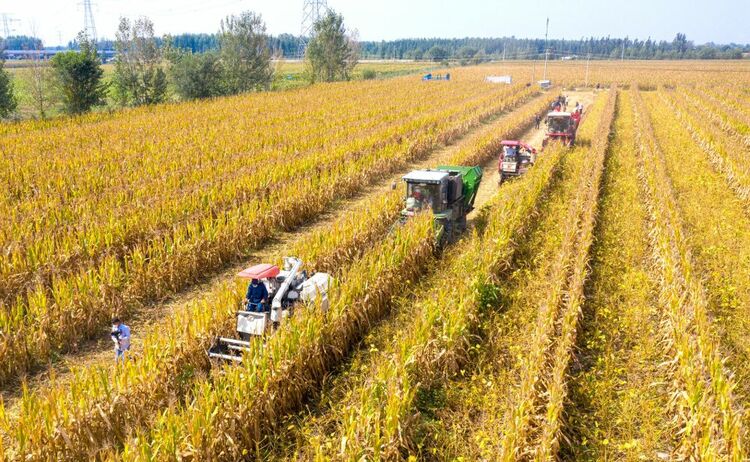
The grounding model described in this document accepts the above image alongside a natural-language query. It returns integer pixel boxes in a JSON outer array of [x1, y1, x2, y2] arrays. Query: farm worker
[[245, 278, 269, 312], [535, 115, 541, 129], [571, 111, 581, 126], [445, 73, 451, 81], [410, 189, 425, 210], [111, 318, 131, 364]]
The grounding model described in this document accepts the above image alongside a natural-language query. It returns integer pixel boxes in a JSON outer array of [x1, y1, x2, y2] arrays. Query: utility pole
[[542, 17, 549, 80], [1, 13, 21, 40], [585, 53, 591, 87], [621, 40, 625, 60], [80, 0, 97, 44], [299, 0, 328, 59]]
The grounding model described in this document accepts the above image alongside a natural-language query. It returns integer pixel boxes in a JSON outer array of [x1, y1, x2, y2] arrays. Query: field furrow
[[562, 90, 675, 460], [631, 88, 743, 460], [640, 89, 750, 453], [658, 89, 750, 212]]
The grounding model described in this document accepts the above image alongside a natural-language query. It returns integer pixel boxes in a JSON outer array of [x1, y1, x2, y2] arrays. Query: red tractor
[[543, 112, 578, 147], [498, 140, 537, 184]]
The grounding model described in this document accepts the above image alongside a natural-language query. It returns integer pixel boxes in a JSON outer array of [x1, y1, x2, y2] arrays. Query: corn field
[[1, 61, 750, 461]]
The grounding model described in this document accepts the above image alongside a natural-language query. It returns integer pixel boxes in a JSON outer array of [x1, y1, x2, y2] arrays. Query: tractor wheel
[[457, 215, 467, 234], [439, 221, 453, 248], [498, 173, 505, 185]]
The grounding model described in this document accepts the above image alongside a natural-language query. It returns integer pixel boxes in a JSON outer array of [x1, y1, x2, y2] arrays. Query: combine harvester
[[542, 101, 583, 148], [399, 165, 482, 245], [543, 111, 578, 147], [208, 257, 331, 362], [498, 140, 537, 184]]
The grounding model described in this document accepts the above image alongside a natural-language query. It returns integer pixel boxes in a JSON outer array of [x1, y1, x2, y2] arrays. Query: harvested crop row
[[279, 97, 601, 457], [0, 91, 556, 461], [631, 88, 743, 460], [681, 87, 750, 147], [562, 90, 675, 461], [659, 89, 750, 211], [641, 89, 750, 452], [0, 86, 539, 387], [697, 86, 750, 132]]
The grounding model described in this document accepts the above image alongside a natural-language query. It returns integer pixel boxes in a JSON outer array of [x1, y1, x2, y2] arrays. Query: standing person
[[111, 318, 131, 364], [535, 114, 542, 129], [245, 278, 269, 312]]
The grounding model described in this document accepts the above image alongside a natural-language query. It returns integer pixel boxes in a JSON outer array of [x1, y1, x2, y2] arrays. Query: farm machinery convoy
[[209, 95, 581, 361], [209, 165, 483, 360]]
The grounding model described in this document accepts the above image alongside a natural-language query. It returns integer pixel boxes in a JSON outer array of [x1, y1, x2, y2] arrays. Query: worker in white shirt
[[111, 318, 131, 364]]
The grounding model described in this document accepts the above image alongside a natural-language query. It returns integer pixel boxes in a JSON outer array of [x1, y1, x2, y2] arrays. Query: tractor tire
[[498, 173, 505, 185], [457, 215, 467, 234], [439, 221, 453, 248]]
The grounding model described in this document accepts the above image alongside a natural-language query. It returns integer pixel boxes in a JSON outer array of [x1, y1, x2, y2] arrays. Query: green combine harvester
[[399, 165, 483, 245]]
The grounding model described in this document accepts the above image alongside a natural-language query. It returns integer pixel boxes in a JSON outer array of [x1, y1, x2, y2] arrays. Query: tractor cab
[[402, 170, 450, 216], [399, 166, 483, 245]]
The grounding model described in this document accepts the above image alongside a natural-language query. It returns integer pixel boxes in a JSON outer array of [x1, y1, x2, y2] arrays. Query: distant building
[[3, 49, 116, 60]]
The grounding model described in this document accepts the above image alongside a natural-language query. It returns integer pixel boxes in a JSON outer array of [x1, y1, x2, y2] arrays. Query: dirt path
[[1, 94, 554, 411]]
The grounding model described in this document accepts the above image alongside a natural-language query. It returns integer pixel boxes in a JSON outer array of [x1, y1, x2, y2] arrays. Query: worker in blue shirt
[[245, 279, 269, 312], [111, 318, 131, 364]]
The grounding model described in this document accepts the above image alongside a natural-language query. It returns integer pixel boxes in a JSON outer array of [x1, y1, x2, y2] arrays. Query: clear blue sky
[[4, 0, 748, 46]]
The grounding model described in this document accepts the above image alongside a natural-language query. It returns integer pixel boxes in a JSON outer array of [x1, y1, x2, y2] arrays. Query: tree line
[[0, 9, 358, 120], [56, 32, 749, 61], [359, 34, 747, 61]]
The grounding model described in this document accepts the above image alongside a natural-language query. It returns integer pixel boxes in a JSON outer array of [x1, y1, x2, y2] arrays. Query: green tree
[[304, 10, 359, 83], [20, 28, 57, 118], [0, 57, 16, 118], [170, 51, 224, 100], [425, 45, 449, 61], [112, 16, 167, 106], [50, 34, 107, 114], [219, 11, 273, 94]]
